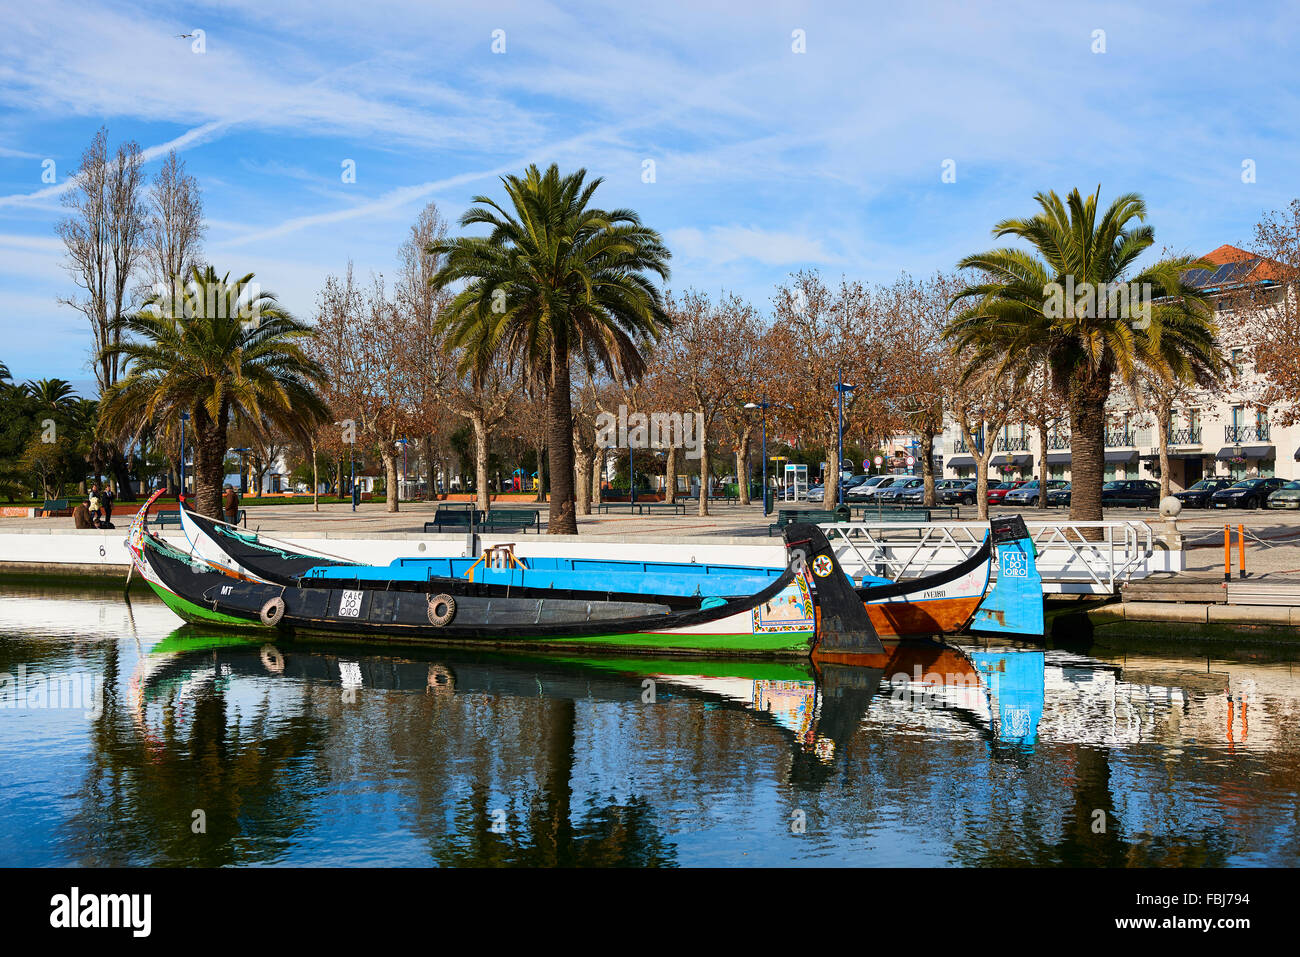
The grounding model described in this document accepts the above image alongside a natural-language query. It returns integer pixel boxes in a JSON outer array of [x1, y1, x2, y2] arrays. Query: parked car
[[878, 477, 924, 503], [1210, 477, 1286, 509], [810, 474, 866, 503], [1046, 482, 1071, 507], [847, 474, 907, 502], [986, 481, 1025, 506], [940, 480, 979, 506], [1101, 479, 1162, 508], [1173, 478, 1234, 509], [1267, 480, 1300, 509], [1004, 479, 1069, 507]]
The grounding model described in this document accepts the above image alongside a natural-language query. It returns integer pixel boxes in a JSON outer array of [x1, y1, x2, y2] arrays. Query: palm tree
[[25, 377, 78, 412], [99, 267, 330, 519], [428, 164, 671, 534], [944, 188, 1222, 523]]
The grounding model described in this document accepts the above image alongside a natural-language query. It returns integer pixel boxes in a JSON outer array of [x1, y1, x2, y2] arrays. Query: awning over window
[[1045, 452, 1071, 465], [946, 455, 975, 468], [1104, 450, 1138, 464], [1216, 445, 1275, 461], [989, 454, 1032, 467]]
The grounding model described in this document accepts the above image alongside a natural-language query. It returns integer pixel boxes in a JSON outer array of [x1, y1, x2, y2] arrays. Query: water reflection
[[2, 583, 1299, 867]]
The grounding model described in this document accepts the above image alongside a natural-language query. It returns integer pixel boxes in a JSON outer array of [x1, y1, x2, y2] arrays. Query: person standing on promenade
[[223, 484, 241, 526]]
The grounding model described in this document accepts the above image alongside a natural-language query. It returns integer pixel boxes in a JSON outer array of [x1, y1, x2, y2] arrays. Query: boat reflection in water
[[7, 580, 1300, 867]]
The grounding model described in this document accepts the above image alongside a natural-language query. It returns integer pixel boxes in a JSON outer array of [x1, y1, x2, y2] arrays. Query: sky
[[1, 0, 1297, 396]]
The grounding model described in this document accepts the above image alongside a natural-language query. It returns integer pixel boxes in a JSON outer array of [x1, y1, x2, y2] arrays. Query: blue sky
[[1, 0, 1297, 394]]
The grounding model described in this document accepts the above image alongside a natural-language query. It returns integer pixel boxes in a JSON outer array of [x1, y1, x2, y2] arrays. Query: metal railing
[[1168, 427, 1202, 445], [1105, 430, 1135, 447], [1225, 424, 1269, 442], [1046, 431, 1071, 450], [995, 435, 1030, 451], [820, 520, 1158, 596]]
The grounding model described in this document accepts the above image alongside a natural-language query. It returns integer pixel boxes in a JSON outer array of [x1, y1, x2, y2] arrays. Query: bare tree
[[660, 289, 763, 515], [57, 128, 147, 500], [952, 366, 1021, 521], [142, 150, 205, 308]]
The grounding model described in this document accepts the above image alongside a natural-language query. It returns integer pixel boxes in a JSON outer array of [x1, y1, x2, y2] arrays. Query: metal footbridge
[[821, 520, 1169, 596]]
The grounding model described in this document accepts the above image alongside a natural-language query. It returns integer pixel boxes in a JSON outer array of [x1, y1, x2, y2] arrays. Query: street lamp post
[[231, 448, 251, 494], [834, 371, 857, 506], [744, 396, 773, 515], [179, 411, 189, 495], [335, 420, 355, 511], [396, 437, 409, 501]]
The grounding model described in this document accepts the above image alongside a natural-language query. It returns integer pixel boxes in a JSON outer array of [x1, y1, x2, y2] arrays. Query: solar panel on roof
[[1207, 263, 1235, 285]]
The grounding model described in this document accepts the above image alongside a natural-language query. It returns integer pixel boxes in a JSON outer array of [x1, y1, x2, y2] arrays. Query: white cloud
[[668, 225, 843, 268]]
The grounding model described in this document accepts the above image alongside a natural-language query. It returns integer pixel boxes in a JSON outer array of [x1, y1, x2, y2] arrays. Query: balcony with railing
[[1046, 430, 1071, 450], [1225, 424, 1270, 443], [994, 435, 1030, 452], [1104, 429, 1135, 447], [1168, 426, 1202, 445]]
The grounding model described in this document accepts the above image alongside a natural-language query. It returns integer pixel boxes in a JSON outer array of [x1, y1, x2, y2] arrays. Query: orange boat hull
[[864, 594, 983, 640]]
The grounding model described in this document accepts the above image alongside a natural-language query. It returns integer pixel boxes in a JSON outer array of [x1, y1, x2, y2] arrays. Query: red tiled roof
[[1185, 245, 1289, 287]]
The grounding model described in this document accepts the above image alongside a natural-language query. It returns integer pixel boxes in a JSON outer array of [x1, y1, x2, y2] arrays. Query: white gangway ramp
[[821, 520, 1174, 596]]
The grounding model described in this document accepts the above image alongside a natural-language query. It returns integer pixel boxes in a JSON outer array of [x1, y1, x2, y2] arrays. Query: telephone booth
[[783, 462, 809, 501]]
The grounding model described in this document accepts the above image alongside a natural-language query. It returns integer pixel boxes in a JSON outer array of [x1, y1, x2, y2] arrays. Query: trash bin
[[351, 486, 360, 509], [764, 490, 774, 514], [834, 504, 850, 521]]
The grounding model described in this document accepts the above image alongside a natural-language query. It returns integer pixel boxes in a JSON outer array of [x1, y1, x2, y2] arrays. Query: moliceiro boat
[[141, 494, 1044, 645], [127, 491, 885, 658]]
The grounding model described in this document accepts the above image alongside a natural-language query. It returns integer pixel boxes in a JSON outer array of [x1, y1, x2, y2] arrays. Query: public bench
[[850, 504, 959, 522], [597, 501, 689, 516], [767, 507, 849, 535], [39, 498, 69, 516], [153, 509, 182, 527], [480, 509, 542, 533], [424, 508, 485, 533]]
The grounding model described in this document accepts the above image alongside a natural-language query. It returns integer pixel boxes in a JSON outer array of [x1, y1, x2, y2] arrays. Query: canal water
[[2, 582, 1298, 867]]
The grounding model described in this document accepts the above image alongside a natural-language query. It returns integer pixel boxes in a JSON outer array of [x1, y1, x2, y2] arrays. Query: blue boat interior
[[303, 554, 882, 597]]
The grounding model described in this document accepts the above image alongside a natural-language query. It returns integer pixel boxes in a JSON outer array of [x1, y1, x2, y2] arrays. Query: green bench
[[638, 501, 688, 515], [149, 508, 244, 528], [424, 508, 484, 533], [850, 504, 959, 522], [481, 509, 541, 533], [597, 501, 688, 515], [39, 498, 69, 516], [767, 507, 849, 535]]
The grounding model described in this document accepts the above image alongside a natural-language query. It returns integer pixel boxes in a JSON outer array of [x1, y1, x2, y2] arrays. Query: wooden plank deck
[[1122, 575, 1300, 606]]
